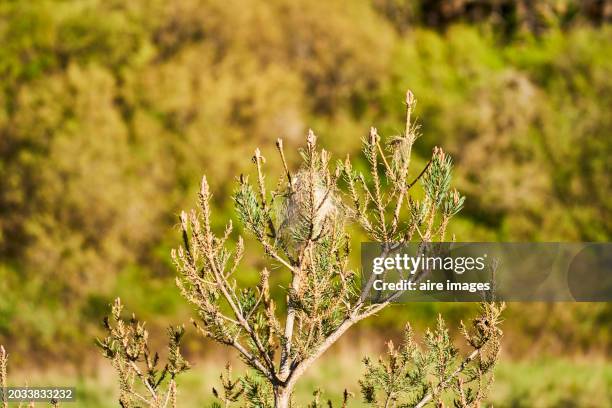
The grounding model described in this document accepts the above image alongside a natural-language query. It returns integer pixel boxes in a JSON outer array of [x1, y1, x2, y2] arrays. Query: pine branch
[[97, 299, 190, 408], [360, 303, 505, 408]]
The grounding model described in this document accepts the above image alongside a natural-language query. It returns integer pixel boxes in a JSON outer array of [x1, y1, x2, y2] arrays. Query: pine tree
[[101, 90, 503, 407]]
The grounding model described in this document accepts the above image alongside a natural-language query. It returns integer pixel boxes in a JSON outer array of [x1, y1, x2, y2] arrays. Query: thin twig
[[390, 91, 417, 235], [129, 361, 159, 403], [376, 138, 394, 181], [276, 138, 292, 188], [406, 158, 432, 191]]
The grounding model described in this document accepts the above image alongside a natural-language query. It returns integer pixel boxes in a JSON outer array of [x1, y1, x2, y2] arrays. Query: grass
[[491, 358, 612, 407]]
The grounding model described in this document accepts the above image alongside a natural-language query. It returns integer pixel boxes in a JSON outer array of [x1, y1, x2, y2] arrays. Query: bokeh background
[[0, 0, 610, 406]]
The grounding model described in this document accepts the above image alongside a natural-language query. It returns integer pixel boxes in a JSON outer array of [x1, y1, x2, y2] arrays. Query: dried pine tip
[[432, 146, 445, 160], [369, 126, 378, 143], [307, 129, 317, 146], [321, 149, 329, 163], [180, 210, 188, 225], [254, 148, 265, 163], [344, 154, 351, 168], [406, 89, 414, 105], [201, 175, 210, 195], [453, 189, 460, 204]]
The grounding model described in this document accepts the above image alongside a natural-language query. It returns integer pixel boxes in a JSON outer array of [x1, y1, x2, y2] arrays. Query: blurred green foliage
[[0, 0, 610, 361]]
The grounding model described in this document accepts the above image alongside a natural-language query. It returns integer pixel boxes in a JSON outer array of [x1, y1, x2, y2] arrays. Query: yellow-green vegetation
[[2, 350, 611, 407], [0, 1, 610, 406]]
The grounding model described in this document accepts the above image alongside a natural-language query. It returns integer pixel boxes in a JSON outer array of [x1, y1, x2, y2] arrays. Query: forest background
[[0, 1, 610, 406]]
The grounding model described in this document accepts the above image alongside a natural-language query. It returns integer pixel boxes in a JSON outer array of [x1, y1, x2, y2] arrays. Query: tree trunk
[[274, 386, 291, 408]]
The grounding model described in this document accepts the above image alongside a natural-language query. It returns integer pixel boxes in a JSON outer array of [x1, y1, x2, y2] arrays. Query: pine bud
[[344, 154, 352, 171], [406, 89, 414, 106], [307, 129, 317, 147], [180, 210, 188, 229], [254, 148, 266, 164], [321, 149, 329, 164], [200, 175, 210, 198], [369, 127, 379, 144]]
